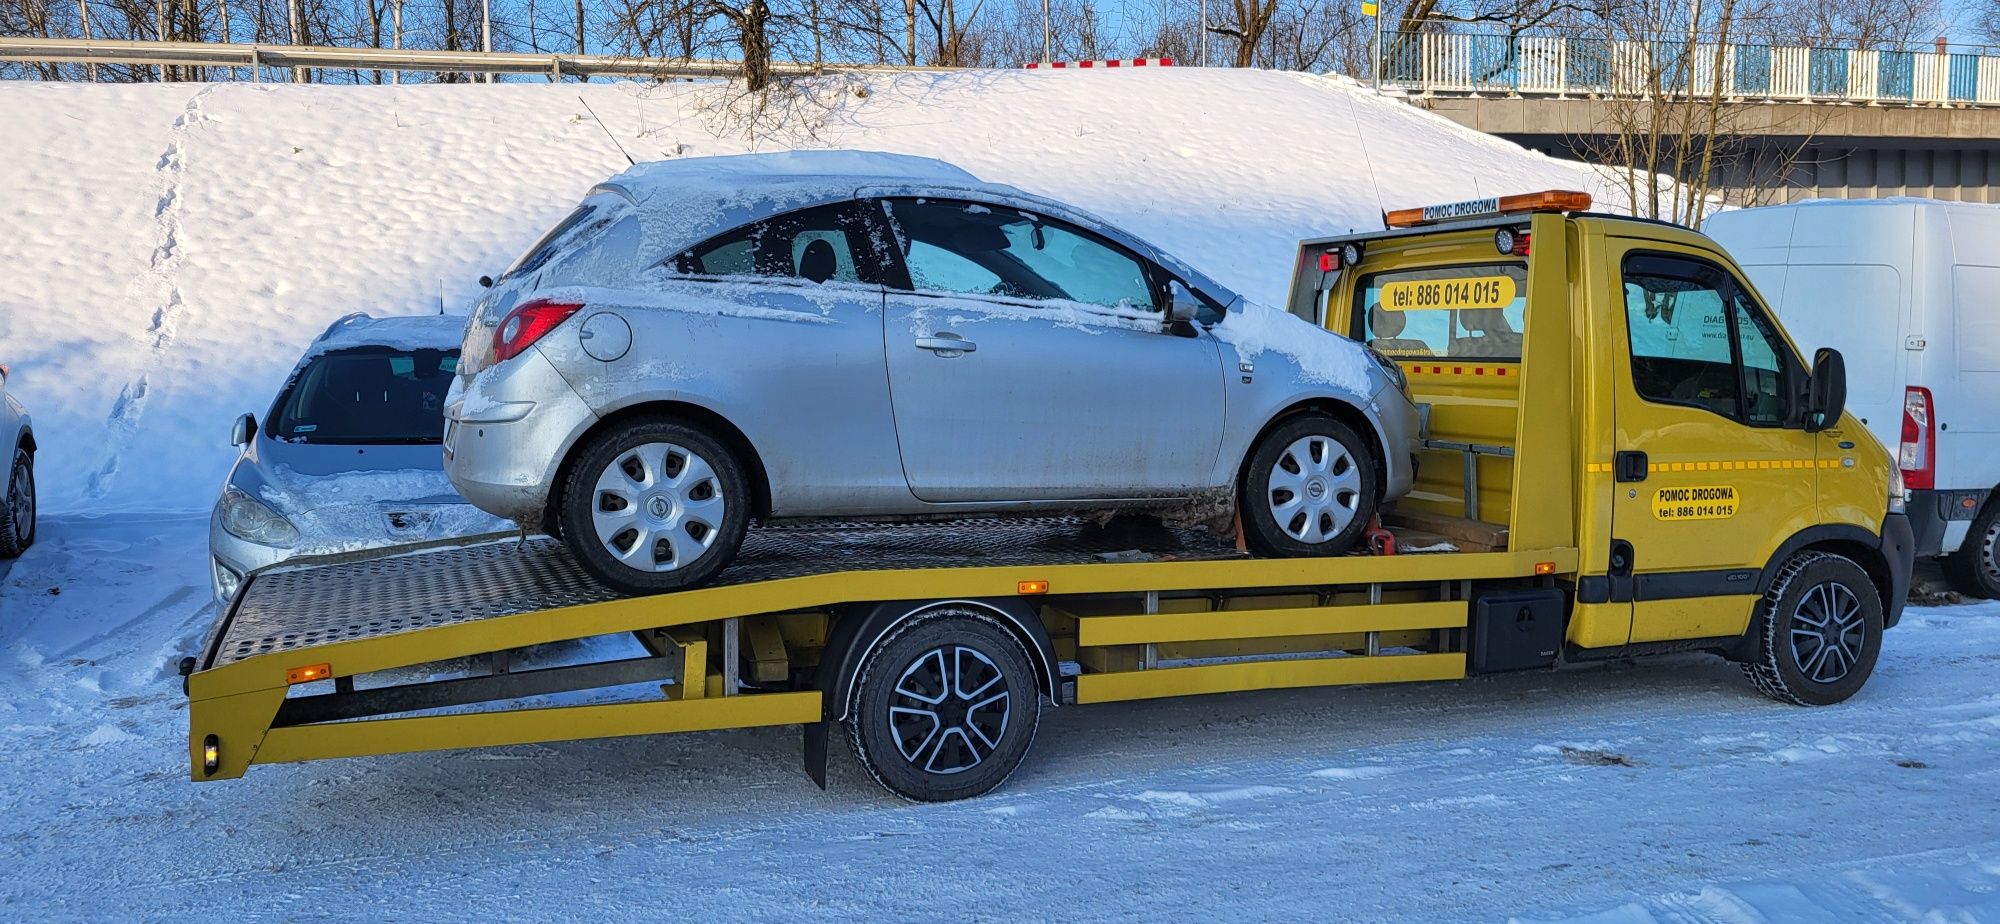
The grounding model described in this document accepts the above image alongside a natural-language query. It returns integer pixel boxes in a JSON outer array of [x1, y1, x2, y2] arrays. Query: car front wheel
[[1238, 414, 1379, 558], [0, 447, 32, 558], [558, 419, 750, 595]]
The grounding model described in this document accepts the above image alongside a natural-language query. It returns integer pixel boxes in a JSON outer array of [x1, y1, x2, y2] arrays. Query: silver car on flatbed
[[446, 151, 1419, 594]]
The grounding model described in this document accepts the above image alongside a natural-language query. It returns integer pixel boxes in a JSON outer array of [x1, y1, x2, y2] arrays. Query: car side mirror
[[1804, 348, 1846, 432], [231, 412, 257, 447], [1168, 282, 1203, 323]]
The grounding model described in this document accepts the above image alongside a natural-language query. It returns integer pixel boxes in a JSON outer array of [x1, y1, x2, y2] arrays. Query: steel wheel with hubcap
[[560, 420, 749, 595], [1744, 551, 1884, 706], [1239, 414, 1379, 558], [0, 448, 32, 559], [1942, 502, 2000, 599], [846, 607, 1041, 802]]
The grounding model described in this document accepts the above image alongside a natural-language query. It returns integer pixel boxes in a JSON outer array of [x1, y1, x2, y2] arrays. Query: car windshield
[[270, 347, 458, 444]]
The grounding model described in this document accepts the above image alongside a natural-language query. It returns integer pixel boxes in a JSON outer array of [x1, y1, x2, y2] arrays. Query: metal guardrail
[[0, 37, 949, 80], [1380, 31, 2000, 107]]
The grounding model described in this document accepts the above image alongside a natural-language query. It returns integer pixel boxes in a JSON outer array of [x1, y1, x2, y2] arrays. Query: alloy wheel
[[7, 457, 28, 544], [588, 441, 725, 573], [887, 645, 1012, 775], [1788, 581, 1865, 684]]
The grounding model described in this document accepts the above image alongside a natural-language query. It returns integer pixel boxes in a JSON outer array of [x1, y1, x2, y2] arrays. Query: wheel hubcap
[[887, 645, 1011, 775], [1979, 519, 1999, 582], [1267, 435, 1361, 544], [1788, 581, 1864, 684], [589, 442, 724, 573]]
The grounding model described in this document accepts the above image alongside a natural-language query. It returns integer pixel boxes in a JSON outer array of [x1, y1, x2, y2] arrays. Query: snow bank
[[0, 70, 1618, 514]]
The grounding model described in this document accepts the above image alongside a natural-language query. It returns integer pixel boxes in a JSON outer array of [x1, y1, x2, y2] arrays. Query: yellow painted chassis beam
[[1075, 652, 1467, 704], [1078, 601, 1466, 646]]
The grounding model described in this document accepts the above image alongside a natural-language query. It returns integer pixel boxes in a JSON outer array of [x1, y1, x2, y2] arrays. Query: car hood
[[229, 439, 510, 552]]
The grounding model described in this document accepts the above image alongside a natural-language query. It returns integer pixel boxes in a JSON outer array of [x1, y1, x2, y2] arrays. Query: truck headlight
[[1366, 346, 1408, 394], [219, 486, 300, 548], [1888, 466, 1907, 515]]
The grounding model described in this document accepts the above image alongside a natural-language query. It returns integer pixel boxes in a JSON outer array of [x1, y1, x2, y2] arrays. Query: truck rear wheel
[[1743, 551, 1884, 706], [1940, 502, 2000, 599], [844, 607, 1041, 802], [1239, 414, 1379, 558]]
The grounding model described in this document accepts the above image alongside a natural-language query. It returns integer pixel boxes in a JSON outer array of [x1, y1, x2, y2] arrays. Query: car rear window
[[270, 347, 458, 444]]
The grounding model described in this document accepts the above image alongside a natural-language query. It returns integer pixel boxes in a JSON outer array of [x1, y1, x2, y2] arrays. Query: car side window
[[882, 199, 1158, 312], [1621, 252, 1797, 426], [673, 202, 892, 285]]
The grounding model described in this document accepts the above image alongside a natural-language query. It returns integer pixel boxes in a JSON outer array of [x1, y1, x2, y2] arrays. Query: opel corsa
[[445, 152, 1419, 594]]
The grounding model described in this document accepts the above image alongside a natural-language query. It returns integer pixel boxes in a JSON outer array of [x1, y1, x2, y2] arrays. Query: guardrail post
[[249, 45, 260, 82]]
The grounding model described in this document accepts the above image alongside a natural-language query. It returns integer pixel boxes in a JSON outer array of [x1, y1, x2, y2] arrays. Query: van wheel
[[844, 607, 1041, 802], [1743, 552, 1884, 706], [1941, 502, 2000, 599], [558, 419, 749, 595], [1239, 414, 1379, 558], [0, 448, 33, 559]]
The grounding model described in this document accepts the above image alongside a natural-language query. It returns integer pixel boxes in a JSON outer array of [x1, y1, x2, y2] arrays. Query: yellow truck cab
[[1287, 191, 1915, 705]]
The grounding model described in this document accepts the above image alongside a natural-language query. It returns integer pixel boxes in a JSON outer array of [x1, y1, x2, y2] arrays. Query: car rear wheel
[[558, 419, 749, 595], [0, 448, 33, 558], [1941, 501, 2000, 599], [1238, 414, 1379, 558], [1743, 551, 1884, 706], [844, 607, 1041, 802]]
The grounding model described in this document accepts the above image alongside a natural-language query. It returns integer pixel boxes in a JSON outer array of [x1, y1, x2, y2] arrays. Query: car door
[[874, 197, 1226, 504], [1607, 245, 1821, 644]]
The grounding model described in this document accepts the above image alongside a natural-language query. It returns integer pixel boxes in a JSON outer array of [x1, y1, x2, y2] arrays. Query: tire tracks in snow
[[88, 84, 219, 500]]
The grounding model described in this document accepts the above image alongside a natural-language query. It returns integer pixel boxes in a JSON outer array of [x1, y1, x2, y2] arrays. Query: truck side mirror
[[231, 412, 258, 447], [1804, 348, 1846, 432]]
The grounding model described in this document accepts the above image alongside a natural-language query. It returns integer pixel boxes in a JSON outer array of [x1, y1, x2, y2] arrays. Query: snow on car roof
[[307, 312, 469, 358]]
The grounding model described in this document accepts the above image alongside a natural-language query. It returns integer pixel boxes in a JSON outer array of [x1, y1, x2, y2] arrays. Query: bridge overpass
[[1382, 32, 2000, 204]]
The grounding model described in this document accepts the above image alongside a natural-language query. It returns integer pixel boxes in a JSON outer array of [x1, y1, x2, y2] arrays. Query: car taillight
[[1899, 386, 1935, 491], [492, 298, 584, 364]]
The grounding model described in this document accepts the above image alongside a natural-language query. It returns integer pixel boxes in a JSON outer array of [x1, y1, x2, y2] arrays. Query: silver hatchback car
[[446, 152, 1418, 594]]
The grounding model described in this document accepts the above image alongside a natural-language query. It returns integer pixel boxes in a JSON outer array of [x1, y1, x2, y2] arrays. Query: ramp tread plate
[[214, 517, 1238, 665]]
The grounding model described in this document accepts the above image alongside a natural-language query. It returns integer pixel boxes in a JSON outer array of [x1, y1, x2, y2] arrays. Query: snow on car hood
[[1210, 303, 1372, 395], [236, 441, 509, 553]]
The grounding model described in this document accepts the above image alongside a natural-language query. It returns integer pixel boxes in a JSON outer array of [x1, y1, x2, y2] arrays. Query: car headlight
[[219, 485, 300, 548], [1366, 346, 1409, 394]]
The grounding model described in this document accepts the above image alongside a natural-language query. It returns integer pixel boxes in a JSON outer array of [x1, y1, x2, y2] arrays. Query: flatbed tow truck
[[183, 192, 1914, 801]]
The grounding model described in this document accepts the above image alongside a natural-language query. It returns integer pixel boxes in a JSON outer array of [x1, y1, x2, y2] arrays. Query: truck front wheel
[[1743, 551, 1884, 706], [844, 607, 1041, 802], [1941, 502, 2000, 599]]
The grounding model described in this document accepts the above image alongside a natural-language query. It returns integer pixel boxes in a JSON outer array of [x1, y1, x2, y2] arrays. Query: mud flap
[[803, 719, 830, 790]]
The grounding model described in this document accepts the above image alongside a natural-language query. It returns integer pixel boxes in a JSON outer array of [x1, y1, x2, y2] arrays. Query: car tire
[[558, 418, 750, 595], [844, 607, 1041, 802], [1238, 414, 1379, 558], [1742, 551, 1884, 707], [0, 447, 33, 559], [1940, 500, 2000, 600]]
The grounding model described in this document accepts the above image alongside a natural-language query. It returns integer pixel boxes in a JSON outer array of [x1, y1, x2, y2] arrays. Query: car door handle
[[915, 334, 976, 354]]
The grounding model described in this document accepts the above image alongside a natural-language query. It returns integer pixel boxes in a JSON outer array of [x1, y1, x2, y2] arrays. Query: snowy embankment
[[0, 69, 1613, 515], [2, 515, 1999, 920]]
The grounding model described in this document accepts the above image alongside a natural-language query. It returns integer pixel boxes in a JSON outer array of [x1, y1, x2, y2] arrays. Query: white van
[[1705, 198, 2000, 598]]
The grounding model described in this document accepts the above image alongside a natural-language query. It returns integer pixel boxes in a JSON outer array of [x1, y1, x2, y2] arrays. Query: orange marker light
[[286, 663, 332, 684], [1017, 580, 1050, 595], [1534, 561, 1558, 576]]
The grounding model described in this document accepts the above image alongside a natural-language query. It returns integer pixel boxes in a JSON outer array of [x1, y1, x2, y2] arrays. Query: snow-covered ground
[[2, 513, 1997, 921], [0, 69, 1617, 515]]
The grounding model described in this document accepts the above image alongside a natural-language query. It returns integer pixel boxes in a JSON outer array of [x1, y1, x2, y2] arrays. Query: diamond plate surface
[[211, 517, 1241, 666]]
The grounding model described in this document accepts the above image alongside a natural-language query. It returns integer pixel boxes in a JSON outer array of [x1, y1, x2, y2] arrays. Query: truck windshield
[[270, 347, 458, 445], [1352, 263, 1529, 361]]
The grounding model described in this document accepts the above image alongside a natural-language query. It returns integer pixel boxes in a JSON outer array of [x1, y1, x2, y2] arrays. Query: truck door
[[1607, 246, 1818, 644]]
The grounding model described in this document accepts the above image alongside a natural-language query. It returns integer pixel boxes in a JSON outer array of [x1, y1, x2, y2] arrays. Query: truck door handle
[[1615, 451, 1649, 483], [915, 333, 976, 354]]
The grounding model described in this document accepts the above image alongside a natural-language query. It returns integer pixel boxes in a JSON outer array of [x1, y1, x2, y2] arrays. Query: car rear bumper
[[443, 347, 598, 526], [1374, 385, 1420, 501]]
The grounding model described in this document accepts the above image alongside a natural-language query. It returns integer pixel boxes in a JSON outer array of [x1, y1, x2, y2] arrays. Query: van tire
[[1940, 502, 2000, 599], [1743, 551, 1884, 706], [844, 607, 1041, 802], [1239, 414, 1379, 558]]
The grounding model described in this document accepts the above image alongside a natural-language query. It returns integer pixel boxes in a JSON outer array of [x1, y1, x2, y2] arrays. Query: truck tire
[[558, 419, 749, 595], [1743, 551, 1884, 706], [0, 447, 32, 559], [1941, 502, 2000, 599], [844, 607, 1041, 802], [1239, 414, 1379, 558]]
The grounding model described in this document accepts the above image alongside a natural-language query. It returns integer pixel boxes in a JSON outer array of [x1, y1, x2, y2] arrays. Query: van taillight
[[1899, 386, 1935, 491], [492, 299, 584, 364]]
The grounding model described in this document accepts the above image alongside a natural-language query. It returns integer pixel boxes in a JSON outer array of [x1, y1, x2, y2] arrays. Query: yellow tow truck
[[182, 192, 1913, 801]]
